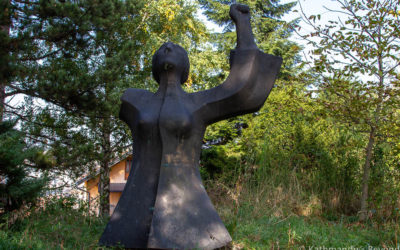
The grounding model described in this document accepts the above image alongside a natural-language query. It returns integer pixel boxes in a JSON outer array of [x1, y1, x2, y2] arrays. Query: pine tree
[[1, 0, 211, 216], [199, 0, 300, 79], [0, 120, 49, 213], [1, 0, 141, 216]]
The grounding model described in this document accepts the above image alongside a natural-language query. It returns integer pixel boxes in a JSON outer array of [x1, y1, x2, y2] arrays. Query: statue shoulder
[[119, 88, 153, 126], [121, 88, 153, 106]]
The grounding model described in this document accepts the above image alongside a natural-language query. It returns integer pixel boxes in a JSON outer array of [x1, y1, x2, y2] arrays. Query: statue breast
[[159, 96, 193, 139]]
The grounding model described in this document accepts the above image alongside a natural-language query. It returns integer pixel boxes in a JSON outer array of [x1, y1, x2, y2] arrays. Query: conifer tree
[[199, 0, 300, 79], [0, 120, 49, 213], [1, 0, 210, 216]]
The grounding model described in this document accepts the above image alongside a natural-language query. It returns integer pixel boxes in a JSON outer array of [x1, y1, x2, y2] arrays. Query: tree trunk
[[98, 121, 111, 217], [0, 83, 5, 122], [359, 128, 375, 221], [99, 159, 110, 216], [0, 2, 10, 121]]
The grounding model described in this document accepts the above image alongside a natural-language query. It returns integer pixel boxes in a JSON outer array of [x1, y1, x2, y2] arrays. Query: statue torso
[[104, 86, 229, 249]]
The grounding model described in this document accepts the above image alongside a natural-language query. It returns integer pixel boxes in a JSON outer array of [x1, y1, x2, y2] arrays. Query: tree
[[300, 0, 400, 220], [199, 0, 301, 80], [1, 0, 211, 216], [0, 120, 50, 213], [1, 0, 144, 216]]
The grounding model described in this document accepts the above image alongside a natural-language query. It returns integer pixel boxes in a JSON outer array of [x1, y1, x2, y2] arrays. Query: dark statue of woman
[[100, 4, 282, 249]]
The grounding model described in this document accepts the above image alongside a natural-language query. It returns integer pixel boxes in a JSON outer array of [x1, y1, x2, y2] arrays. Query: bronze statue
[[100, 4, 282, 249]]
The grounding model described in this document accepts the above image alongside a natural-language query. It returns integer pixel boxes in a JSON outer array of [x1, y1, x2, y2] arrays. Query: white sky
[[281, 1, 379, 84], [282, 0, 345, 63], [281, 0, 342, 22]]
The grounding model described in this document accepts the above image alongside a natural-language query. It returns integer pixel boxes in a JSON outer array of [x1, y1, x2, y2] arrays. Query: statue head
[[152, 42, 190, 85]]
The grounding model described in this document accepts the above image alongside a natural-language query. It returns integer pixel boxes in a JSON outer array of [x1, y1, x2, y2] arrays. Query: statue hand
[[229, 4, 250, 23], [229, 4, 256, 50]]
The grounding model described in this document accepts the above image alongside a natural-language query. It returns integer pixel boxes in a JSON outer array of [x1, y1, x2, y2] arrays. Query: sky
[[281, 0, 342, 22], [281, 0, 344, 62], [281, 0, 344, 41], [280, 1, 375, 84]]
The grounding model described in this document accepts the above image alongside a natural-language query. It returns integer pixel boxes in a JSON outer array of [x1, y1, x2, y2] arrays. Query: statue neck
[[157, 70, 183, 95]]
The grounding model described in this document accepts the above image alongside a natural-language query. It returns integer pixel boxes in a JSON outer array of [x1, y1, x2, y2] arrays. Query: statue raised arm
[[100, 4, 282, 249], [193, 4, 282, 125]]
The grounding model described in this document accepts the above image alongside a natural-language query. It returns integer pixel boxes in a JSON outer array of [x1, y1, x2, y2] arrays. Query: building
[[76, 153, 132, 215]]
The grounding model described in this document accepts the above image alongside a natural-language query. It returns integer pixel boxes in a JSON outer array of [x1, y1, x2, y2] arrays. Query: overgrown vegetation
[[199, 0, 399, 222]]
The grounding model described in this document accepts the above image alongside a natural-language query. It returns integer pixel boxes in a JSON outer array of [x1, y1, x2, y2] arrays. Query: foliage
[[0, 120, 49, 213], [215, 77, 363, 214], [200, 145, 238, 181], [300, 0, 400, 220], [197, 0, 400, 226], [1, 0, 213, 215], [198, 0, 303, 179], [1, 0, 143, 215]]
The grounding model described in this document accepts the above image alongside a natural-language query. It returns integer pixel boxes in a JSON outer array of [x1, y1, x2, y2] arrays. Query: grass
[[0, 196, 398, 249], [0, 197, 108, 250], [230, 213, 399, 249], [207, 177, 400, 250]]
